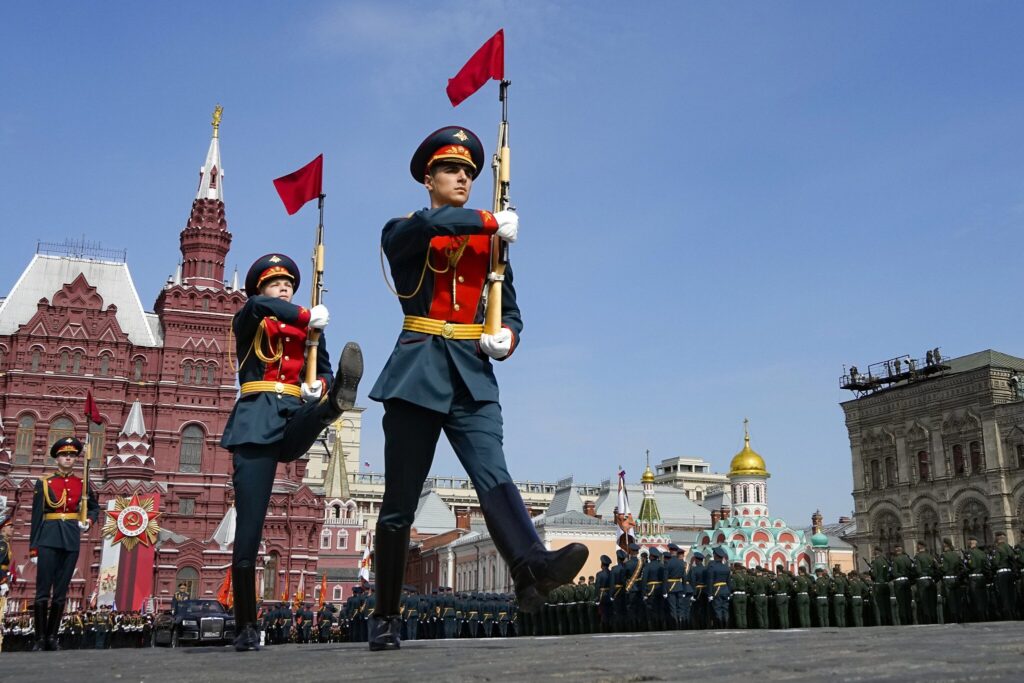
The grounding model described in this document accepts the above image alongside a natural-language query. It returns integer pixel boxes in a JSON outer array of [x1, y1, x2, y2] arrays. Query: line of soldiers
[[259, 602, 344, 645], [1, 609, 153, 651]]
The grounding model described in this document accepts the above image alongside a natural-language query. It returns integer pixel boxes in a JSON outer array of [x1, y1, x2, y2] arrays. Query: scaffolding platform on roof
[[840, 349, 950, 396]]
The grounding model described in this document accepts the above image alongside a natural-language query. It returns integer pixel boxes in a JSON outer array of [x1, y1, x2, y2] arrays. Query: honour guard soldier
[[29, 437, 99, 651], [689, 551, 708, 629], [663, 544, 686, 630], [913, 540, 939, 624], [220, 253, 364, 651], [595, 555, 613, 632], [368, 127, 587, 650], [707, 547, 732, 629], [642, 547, 663, 630], [611, 549, 628, 632]]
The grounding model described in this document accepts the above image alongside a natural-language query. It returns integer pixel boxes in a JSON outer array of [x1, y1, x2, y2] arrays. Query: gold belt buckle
[[274, 382, 285, 394], [441, 322, 455, 339]]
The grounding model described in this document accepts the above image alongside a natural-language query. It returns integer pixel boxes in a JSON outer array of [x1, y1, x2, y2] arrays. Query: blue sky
[[3, 2, 1023, 525]]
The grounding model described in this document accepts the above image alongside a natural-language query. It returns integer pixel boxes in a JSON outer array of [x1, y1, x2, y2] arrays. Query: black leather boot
[[32, 601, 48, 651], [368, 524, 409, 651], [478, 483, 589, 614], [232, 564, 260, 651], [324, 342, 363, 420], [46, 600, 65, 651]]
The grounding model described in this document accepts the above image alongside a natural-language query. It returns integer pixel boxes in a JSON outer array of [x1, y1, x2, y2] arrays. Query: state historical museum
[[0, 112, 323, 612]]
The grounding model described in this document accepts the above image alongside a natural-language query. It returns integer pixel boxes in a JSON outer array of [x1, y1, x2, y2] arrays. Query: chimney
[[583, 500, 597, 518], [711, 509, 721, 526], [720, 505, 730, 521], [838, 516, 851, 524], [455, 508, 471, 531]]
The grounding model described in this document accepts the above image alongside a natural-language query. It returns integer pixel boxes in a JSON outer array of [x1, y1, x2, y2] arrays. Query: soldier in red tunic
[[29, 436, 99, 651]]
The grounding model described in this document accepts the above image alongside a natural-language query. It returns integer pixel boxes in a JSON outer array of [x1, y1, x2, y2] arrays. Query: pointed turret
[[636, 450, 665, 540], [323, 431, 351, 500], [178, 105, 232, 289], [107, 399, 154, 479], [208, 505, 237, 551]]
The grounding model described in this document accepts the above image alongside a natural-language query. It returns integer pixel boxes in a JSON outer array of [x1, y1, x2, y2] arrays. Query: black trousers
[[35, 546, 78, 605]]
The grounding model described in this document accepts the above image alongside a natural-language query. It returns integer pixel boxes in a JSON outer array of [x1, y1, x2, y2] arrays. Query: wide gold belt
[[403, 315, 483, 340], [240, 381, 302, 397], [44, 512, 79, 521]]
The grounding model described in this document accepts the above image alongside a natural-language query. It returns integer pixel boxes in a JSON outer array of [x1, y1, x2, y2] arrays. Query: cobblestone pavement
[[3, 622, 1023, 682]]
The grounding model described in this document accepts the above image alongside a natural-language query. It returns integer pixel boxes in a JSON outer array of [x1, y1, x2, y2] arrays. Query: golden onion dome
[[729, 421, 770, 478], [641, 464, 656, 484]]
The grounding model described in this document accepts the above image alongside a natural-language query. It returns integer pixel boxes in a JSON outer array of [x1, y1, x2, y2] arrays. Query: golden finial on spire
[[212, 104, 224, 138], [744, 417, 750, 445]]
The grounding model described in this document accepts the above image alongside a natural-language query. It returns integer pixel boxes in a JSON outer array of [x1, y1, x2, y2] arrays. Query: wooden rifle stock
[[305, 195, 326, 386], [484, 81, 512, 335]]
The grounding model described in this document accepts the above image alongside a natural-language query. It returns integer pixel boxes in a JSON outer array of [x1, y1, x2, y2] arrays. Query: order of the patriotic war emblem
[[101, 493, 162, 550]]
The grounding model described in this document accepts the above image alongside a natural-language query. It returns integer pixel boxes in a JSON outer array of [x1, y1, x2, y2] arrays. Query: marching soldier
[[913, 540, 939, 624], [890, 544, 914, 625], [793, 566, 812, 628], [663, 545, 687, 630], [368, 126, 587, 650], [221, 253, 364, 651], [611, 548, 628, 632], [964, 537, 989, 621], [30, 437, 99, 651], [991, 531, 1016, 620]]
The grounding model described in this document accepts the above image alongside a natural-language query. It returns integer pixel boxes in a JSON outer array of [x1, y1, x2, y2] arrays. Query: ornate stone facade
[[841, 349, 1024, 559]]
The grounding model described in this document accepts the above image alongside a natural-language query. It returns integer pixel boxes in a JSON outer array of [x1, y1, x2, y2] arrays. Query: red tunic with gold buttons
[[30, 472, 98, 554]]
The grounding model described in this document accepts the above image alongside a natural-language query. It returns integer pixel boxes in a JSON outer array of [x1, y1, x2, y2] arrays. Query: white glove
[[79, 520, 91, 531], [300, 380, 323, 402], [308, 304, 330, 330], [31, 556, 38, 565], [0, 583, 9, 596], [479, 328, 513, 360], [494, 209, 518, 243]]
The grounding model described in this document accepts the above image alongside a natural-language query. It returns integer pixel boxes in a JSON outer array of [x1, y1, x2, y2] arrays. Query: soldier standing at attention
[[869, 546, 893, 625], [30, 437, 99, 652], [663, 545, 686, 630], [595, 555, 614, 632], [890, 544, 914, 625], [730, 564, 748, 629], [751, 567, 770, 629], [689, 551, 707, 629], [772, 565, 792, 629], [642, 548, 663, 631], [913, 540, 939, 624], [964, 537, 990, 621], [812, 567, 831, 627], [847, 571, 866, 627], [171, 582, 190, 613], [220, 254, 363, 651], [368, 127, 587, 651], [831, 567, 848, 628], [990, 531, 1016, 620], [707, 548, 732, 629]]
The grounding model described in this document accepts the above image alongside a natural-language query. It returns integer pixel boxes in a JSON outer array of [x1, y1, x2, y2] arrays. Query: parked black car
[[152, 599, 236, 647]]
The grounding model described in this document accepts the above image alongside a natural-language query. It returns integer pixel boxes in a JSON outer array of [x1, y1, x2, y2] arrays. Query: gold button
[[453, 304, 461, 311], [285, 337, 291, 342], [441, 323, 455, 339], [457, 276, 464, 283], [284, 356, 290, 361]]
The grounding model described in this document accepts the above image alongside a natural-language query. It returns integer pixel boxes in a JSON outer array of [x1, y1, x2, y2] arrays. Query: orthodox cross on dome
[[744, 417, 750, 444]]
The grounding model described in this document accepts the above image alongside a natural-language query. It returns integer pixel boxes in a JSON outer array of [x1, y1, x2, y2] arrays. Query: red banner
[[113, 492, 159, 611], [447, 29, 505, 107], [273, 154, 323, 215]]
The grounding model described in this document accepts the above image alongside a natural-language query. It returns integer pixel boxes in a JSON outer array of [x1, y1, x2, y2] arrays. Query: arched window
[[917, 451, 930, 482], [72, 351, 82, 375], [133, 358, 143, 381], [182, 362, 193, 384], [755, 486, 762, 503], [321, 530, 332, 549], [333, 586, 342, 601], [99, 353, 111, 376], [175, 567, 200, 600], [15, 415, 35, 465], [969, 441, 984, 474], [875, 511, 902, 555], [31, 348, 41, 372], [953, 445, 966, 476], [960, 500, 991, 547], [178, 425, 204, 473], [870, 460, 882, 489], [48, 416, 76, 448], [207, 364, 216, 385], [1017, 444, 1024, 469], [337, 530, 349, 550], [885, 457, 898, 486], [59, 350, 69, 373], [331, 504, 341, 519]]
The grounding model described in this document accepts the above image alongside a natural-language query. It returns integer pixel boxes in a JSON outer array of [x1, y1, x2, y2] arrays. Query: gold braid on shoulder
[[41, 474, 67, 509]]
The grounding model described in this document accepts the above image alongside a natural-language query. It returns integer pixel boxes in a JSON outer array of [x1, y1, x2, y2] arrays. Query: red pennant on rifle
[[447, 29, 505, 107], [273, 154, 323, 215], [84, 390, 103, 425]]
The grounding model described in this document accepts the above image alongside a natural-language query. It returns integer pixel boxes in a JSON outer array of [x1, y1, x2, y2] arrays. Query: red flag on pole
[[217, 568, 233, 609], [446, 29, 505, 107], [84, 391, 102, 425], [273, 154, 323, 215]]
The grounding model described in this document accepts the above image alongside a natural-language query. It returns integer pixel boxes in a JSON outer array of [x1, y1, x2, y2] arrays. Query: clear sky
[[3, 2, 1023, 525]]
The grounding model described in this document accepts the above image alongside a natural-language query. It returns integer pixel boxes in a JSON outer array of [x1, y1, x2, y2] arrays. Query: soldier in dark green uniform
[[772, 565, 791, 629], [793, 566, 812, 628], [847, 571, 866, 627], [964, 537, 989, 621], [938, 538, 964, 624], [812, 567, 831, 627], [831, 566, 848, 627], [913, 540, 938, 624], [990, 531, 1016, 620], [869, 546, 893, 625], [750, 567, 769, 629], [890, 544, 914, 625], [730, 564, 748, 629]]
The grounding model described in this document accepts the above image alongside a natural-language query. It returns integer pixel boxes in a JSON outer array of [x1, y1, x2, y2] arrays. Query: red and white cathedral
[[0, 111, 330, 612]]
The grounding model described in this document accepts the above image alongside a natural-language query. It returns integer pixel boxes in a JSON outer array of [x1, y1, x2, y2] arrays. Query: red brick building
[[0, 111, 323, 612]]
